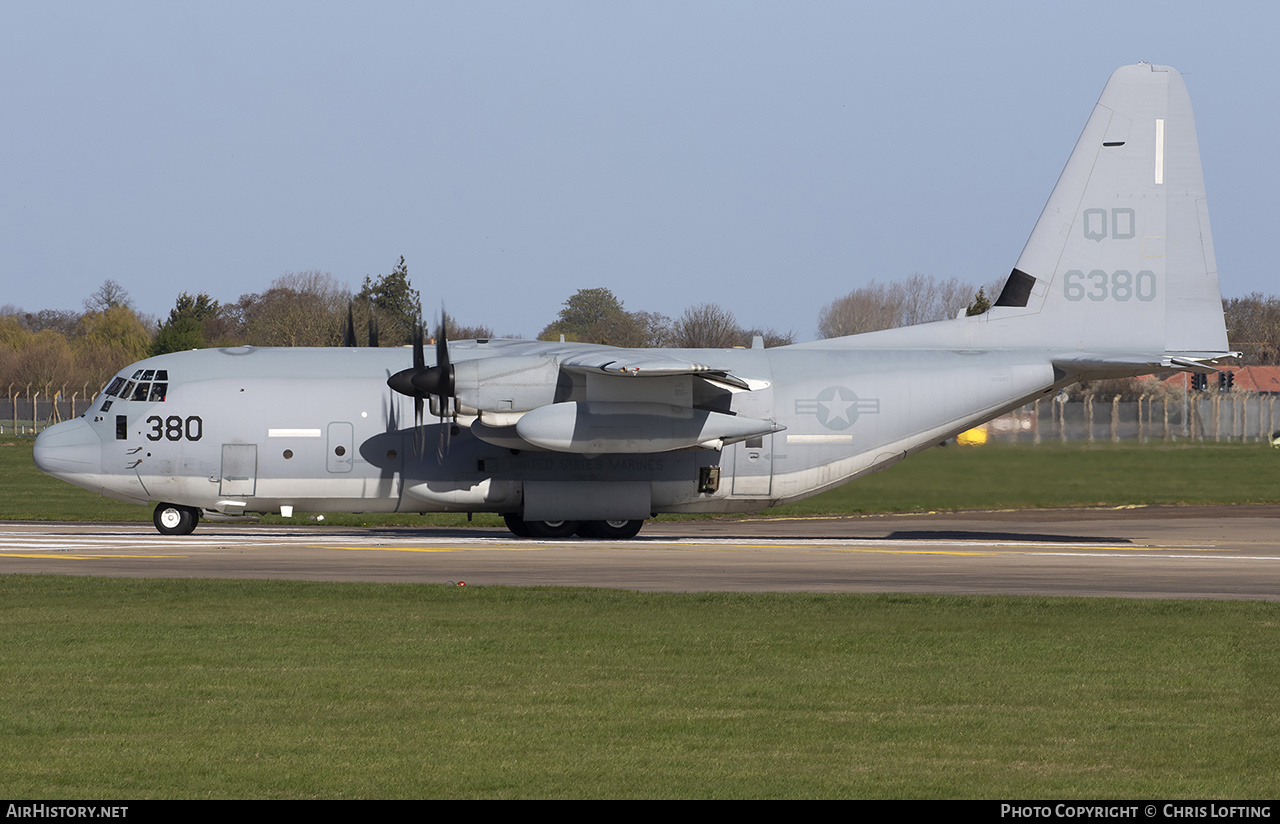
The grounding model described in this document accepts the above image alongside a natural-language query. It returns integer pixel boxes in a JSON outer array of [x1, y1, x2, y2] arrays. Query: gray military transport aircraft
[[35, 64, 1234, 538]]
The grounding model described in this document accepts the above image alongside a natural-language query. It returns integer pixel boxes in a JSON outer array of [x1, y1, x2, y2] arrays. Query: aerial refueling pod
[[502, 401, 782, 454]]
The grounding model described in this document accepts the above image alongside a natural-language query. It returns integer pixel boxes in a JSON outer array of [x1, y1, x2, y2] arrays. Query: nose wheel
[[153, 503, 200, 535]]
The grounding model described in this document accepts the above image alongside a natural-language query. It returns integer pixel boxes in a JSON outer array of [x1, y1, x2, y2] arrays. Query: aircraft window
[[131, 382, 151, 402], [105, 377, 126, 397], [121, 381, 137, 400], [334, 446, 346, 457], [156, 370, 168, 380], [148, 383, 168, 402], [141, 370, 155, 381], [132, 370, 144, 379], [283, 450, 293, 459], [101, 399, 113, 412]]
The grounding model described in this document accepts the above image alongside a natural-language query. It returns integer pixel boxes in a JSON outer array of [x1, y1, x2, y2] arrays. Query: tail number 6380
[[1063, 269, 1156, 302]]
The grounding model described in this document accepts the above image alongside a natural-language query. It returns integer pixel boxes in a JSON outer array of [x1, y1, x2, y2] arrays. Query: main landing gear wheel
[[503, 514, 581, 539], [576, 520, 645, 540], [153, 503, 199, 536], [503, 513, 532, 537], [523, 519, 581, 539]]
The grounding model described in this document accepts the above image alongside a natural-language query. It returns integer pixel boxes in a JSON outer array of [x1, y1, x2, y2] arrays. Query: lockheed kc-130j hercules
[[35, 64, 1235, 538]]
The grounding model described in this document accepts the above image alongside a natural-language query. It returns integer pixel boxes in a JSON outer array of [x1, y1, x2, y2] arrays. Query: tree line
[[1, 260, 435, 398], [6, 261, 1276, 400]]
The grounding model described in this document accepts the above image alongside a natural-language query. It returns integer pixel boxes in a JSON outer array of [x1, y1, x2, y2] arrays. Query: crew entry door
[[219, 444, 257, 496]]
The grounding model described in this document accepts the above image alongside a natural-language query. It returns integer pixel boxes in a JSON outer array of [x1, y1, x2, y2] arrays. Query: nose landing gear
[[153, 502, 200, 535]]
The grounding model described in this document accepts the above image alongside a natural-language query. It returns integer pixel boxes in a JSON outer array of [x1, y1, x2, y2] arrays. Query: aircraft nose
[[33, 418, 102, 481]]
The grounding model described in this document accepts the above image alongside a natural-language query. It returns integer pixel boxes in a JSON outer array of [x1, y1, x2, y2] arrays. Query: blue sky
[[2, 1, 1275, 339]]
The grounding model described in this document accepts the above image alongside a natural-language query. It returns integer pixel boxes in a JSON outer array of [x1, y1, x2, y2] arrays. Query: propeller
[[342, 303, 357, 347], [343, 302, 380, 348], [387, 311, 455, 457]]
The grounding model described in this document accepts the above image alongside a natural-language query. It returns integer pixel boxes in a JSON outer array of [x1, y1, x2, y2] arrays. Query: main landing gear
[[153, 502, 200, 536], [503, 514, 645, 540]]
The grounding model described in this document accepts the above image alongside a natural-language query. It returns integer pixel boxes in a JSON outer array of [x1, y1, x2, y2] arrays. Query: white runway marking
[[3, 527, 1271, 562]]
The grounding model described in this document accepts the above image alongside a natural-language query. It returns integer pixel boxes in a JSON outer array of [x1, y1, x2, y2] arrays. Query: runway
[[2, 505, 1279, 599]]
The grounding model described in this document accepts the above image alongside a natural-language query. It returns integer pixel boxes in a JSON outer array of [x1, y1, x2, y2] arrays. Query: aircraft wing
[[558, 350, 764, 390]]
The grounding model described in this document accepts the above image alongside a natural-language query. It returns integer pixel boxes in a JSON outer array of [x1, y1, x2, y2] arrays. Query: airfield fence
[[2, 386, 97, 437], [986, 393, 1280, 444], [3, 389, 1278, 444]]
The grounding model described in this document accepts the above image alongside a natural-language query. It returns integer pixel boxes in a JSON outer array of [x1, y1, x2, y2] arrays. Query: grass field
[[5, 436, 1280, 798], [4, 436, 1279, 525], [4, 576, 1279, 799]]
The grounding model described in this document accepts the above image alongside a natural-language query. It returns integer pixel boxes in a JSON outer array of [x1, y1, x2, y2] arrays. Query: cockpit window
[[104, 373, 170, 402]]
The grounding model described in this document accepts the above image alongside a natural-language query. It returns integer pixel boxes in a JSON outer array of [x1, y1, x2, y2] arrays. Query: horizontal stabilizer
[[1052, 351, 1241, 376], [1167, 354, 1242, 373]]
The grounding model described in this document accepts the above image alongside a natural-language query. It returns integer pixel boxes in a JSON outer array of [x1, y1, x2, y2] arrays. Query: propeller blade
[[431, 309, 456, 402], [343, 303, 357, 347], [436, 309, 450, 373], [412, 320, 425, 455], [435, 308, 454, 461], [414, 396, 424, 455]]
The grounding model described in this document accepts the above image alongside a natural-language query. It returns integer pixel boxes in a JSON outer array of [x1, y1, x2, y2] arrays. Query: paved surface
[[3, 506, 1280, 599]]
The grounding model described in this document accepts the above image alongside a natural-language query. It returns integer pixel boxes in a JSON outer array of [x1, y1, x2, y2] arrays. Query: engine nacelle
[[452, 355, 561, 413]]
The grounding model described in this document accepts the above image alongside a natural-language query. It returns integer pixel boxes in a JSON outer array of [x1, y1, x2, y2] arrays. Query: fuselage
[[33, 336, 1063, 523]]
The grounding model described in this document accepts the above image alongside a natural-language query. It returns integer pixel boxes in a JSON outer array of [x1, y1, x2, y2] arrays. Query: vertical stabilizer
[[990, 64, 1228, 356]]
